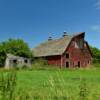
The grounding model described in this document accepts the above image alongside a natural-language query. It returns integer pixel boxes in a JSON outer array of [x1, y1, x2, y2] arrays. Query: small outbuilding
[[5, 54, 32, 69]]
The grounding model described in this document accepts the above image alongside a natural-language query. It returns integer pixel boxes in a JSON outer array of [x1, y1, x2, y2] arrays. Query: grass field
[[0, 68, 100, 100]]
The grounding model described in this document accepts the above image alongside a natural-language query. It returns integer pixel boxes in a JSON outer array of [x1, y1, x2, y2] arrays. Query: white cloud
[[95, 0, 100, 9], [91, 25, 100, 32]]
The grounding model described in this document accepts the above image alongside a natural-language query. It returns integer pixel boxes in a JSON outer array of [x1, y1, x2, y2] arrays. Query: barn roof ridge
[[32, 32, 85, 57]]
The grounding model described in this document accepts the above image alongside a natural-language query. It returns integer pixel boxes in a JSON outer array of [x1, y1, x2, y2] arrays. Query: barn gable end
[[62, 32, 92, 68]]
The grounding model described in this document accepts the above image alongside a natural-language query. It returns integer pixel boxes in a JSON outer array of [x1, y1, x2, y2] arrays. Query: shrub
[[33, 58, 48, 65], [32, 58, 48, 69], [93, 63, 100, 68], [14, 64, 31, 70]]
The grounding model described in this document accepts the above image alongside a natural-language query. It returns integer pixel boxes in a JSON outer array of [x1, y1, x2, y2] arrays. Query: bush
[[93, 63, 100, 68], [14, 64, 31, 70], [32, 58, 48, 69], [32, 58, 59, 70], [34, 58, 48, 65]]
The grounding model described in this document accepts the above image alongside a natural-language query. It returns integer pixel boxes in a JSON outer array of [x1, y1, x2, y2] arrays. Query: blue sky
[[0, 0, 100, 49]]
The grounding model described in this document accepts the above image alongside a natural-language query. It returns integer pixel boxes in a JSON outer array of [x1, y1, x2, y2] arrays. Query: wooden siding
[[46, 35, 92, 68], [61, 36, 92, 68], [47, 55, 61, 67]]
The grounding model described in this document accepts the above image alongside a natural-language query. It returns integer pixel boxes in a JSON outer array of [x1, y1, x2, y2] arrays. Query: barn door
[[66, 62, 69, 68], [78, 61, 80, 68]]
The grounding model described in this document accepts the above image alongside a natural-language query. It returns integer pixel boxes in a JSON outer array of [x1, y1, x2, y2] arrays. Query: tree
[[0, 39, 32, 67], [90, 46, 100, 63], [0, 44, 6, 66]]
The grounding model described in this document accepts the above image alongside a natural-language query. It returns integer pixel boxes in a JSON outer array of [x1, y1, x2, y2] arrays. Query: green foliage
[[14, 65, 29, 70], [32, 58, 48, 69], [2, 39, 32, 58], [33, 58, 48, 66], [0, 44, 6, 67], [90, 46, 100, 63], [32, 58, 58, 70], [92, 63, 100, 68], [0, 39, 32, 67]]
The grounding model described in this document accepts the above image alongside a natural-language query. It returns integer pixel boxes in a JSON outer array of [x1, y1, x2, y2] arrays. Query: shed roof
[[7, 54, 29, 60], [32, 32, 85, 57]]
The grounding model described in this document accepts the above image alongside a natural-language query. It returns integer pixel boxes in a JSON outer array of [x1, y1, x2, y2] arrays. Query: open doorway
[[78, 61, 80, 68], [13, 59, 17, 67], [66, 62, 69, 68]]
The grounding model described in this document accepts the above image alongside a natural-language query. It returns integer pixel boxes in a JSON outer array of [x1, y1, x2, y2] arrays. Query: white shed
[[5, 54, 32, 69]]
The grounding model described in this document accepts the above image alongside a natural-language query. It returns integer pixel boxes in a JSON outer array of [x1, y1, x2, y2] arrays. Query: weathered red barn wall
[[46, 35, 92, 68], [47, 55, 61, 67], [62, 35, 92, 68]]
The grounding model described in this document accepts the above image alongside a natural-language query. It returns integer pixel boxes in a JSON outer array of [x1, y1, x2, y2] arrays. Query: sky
[[0, 0, 100, 49]]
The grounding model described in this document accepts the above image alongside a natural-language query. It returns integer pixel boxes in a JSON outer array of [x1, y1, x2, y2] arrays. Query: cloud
[[91, 25, 100, 32], [95, 0, 100, 9]]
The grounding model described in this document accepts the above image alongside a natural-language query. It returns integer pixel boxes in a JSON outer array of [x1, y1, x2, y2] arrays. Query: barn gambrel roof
[[32, 32, 85, 57]]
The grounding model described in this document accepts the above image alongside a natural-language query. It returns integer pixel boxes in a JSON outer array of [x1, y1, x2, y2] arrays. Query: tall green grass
[[0, 67, 100, 99], [0, 71, 17, 100]]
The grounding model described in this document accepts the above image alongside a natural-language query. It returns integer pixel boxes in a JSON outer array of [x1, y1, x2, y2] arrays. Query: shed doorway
[[13, 59, 17, 67], [66, 62, 69, 68]]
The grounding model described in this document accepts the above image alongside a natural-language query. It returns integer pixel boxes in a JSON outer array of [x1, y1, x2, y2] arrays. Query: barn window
[[79, 40, 83, 48], [75, 40, 83, 49], [66, 53, 69, 58], [75, 42, 78, 48], [72, 41, 75, 46]]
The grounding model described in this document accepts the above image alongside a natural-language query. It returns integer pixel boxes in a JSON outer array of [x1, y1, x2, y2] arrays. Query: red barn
[[33, 32, 92, 68]]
